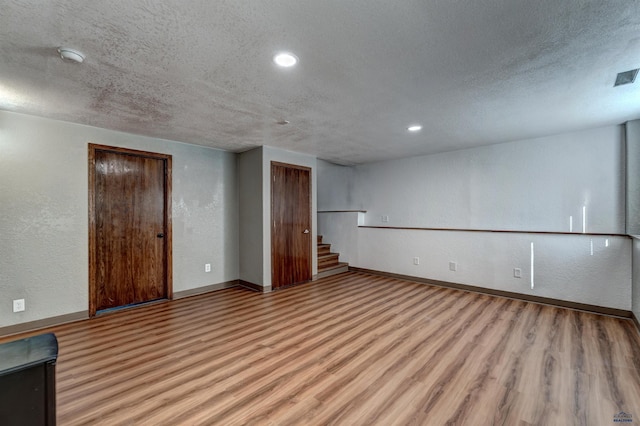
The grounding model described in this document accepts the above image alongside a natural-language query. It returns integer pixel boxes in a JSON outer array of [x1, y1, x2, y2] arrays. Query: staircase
[[317, 235, 349, 278]]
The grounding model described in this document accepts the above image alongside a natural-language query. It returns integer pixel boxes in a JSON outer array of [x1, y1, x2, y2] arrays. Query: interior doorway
[[88, 144, 172, 316], [271, 161, 312, 289]]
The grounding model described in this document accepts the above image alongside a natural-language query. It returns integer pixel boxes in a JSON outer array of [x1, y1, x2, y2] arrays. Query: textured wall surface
[[170, 143, 238, 293], [0, 111, 238, 327], [1, 112, 88, 326], [2, 2, 640, 165]]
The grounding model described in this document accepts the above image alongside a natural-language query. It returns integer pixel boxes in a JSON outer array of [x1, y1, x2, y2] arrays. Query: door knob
[[157, 233, 165, 238], [303, 229, 309, 234]]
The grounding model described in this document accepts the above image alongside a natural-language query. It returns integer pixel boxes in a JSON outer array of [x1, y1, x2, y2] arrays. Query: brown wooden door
[[89, 145, 172, 315], [271, 162, 312, 289]]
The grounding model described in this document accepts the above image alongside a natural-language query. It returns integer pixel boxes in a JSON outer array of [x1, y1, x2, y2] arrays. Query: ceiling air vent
[[614, 68, 639, 86]]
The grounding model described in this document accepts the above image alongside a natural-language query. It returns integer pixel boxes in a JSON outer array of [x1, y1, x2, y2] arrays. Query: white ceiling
[[1, 0, 639, 164]]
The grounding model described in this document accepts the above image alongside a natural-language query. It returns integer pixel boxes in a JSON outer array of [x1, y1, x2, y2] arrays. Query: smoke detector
[[57, 48, 85, 64]]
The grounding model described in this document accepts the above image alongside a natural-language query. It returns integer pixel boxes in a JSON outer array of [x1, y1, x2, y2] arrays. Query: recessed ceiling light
[[407, 125, 422, 132], [57, 47, 85, 64], [273, 52, 298, 68]]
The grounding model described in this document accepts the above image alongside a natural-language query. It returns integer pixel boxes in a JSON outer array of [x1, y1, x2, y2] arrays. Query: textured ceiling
[[1, 0, 640, 164]]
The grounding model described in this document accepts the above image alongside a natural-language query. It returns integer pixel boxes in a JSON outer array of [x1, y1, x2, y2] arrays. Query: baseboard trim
[[1, 281, 241, 338], [239, 280, 271, 293], [174, 280, 238, 299], [317, 264, 350, 279], [0, 311, 89, 339], [349, 267, 632, 318], [633, 312, 640, 334]]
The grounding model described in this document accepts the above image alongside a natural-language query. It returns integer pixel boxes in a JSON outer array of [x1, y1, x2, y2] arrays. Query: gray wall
[[316, 160, 358, 211], [0, 111, 238, 327], [318, 125, 632, 310], [633, 239, 640, 321], [237, 146, 318, 290], [238, 147, 264, 286], [627, 120, 640, 236]]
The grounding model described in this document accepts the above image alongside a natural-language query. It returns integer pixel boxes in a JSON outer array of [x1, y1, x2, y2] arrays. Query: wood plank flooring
[[2, 271, 640, 425]]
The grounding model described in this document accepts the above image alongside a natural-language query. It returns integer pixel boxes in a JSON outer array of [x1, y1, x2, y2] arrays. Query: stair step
[[317, 262, 349, 278], [317, 243, 331, 255], [316, 236, 348, 278], [318, 253, 340, 268]]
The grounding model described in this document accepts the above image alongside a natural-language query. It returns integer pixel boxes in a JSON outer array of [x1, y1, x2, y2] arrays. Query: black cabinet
[[0, 333, 58, 426]]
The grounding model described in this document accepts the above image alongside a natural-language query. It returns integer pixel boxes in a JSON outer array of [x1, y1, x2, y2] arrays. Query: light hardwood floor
[[2, 271, 640, 425]]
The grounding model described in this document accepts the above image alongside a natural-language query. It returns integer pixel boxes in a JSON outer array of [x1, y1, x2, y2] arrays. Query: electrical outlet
[[513, 268, 522, 278], [205, 263, 211, 273], [381, 215, 389, 223], [13, 299, 25, 313], [413, 257, 420, 265], [449, 261, 457, 272]]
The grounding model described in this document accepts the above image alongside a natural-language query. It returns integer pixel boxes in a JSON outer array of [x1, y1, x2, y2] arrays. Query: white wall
[[356, 229, 630, 309], [317, 212, 361, 265], [317, 160, 359, 211], [356, 126, 625, 233], [627, 120, 640, 236], [627, 119, 640, 320], [0, 111, 238, 327], [318, 126, 632, 310]]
